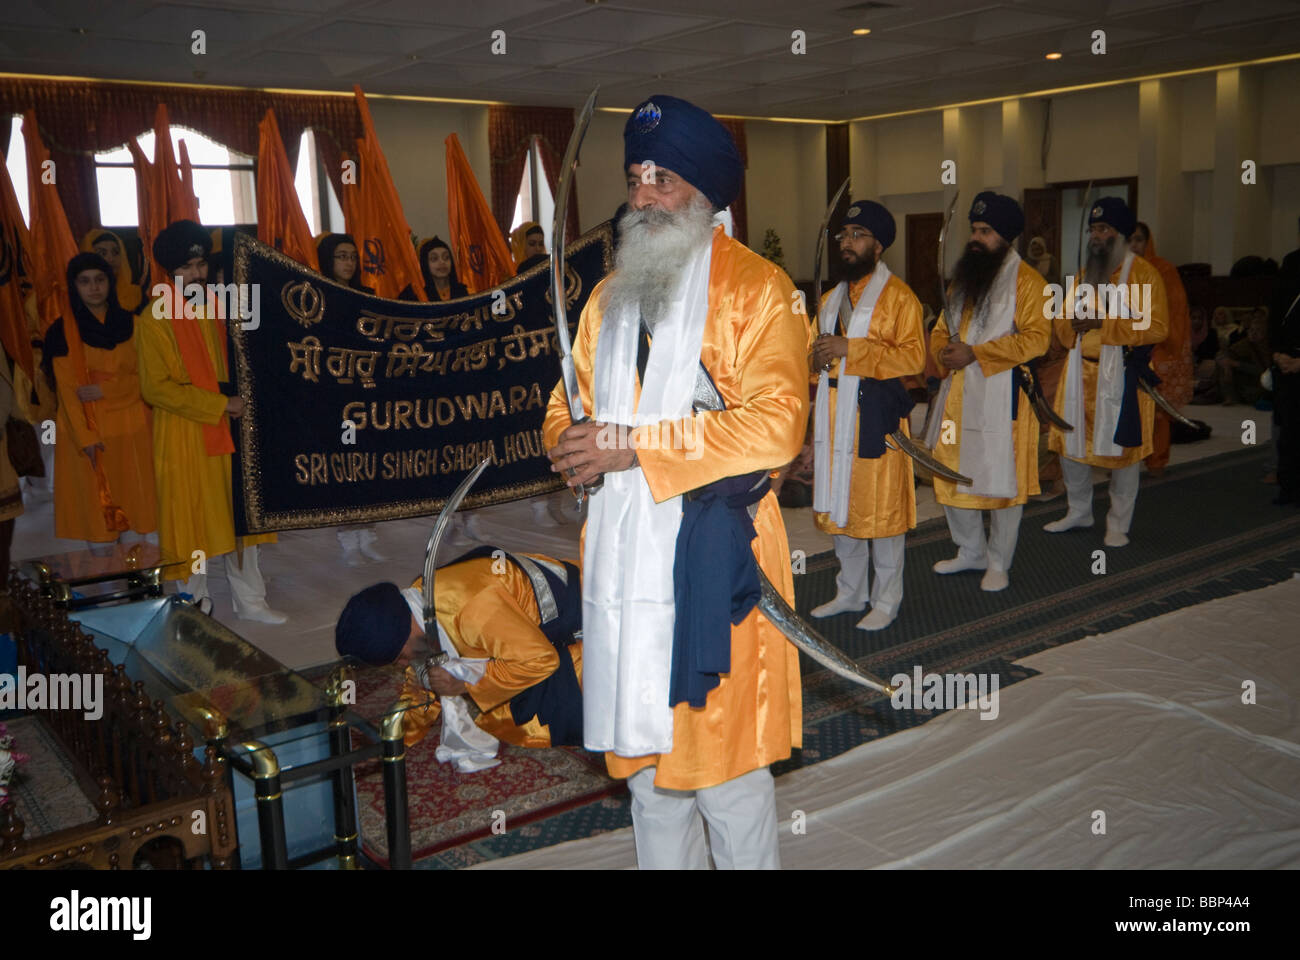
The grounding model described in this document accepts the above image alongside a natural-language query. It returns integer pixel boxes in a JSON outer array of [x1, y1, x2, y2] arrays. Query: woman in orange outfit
[[44, 252, 156, 545]]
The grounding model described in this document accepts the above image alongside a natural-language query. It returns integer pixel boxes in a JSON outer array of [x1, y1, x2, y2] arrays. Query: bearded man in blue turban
[[545, 95, 807, 869]]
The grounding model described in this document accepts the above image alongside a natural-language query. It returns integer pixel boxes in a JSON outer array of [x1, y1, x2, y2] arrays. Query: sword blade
[[813, 177, 851, 321], [1032, 391, 1075, 432], [1139, 379, 1198, 430], [757, 571, 896, 696], [890, 430, 973, 485], [422, 457, 492, 637], [552, 86, 600, 505], [937, 190, 961, 338]]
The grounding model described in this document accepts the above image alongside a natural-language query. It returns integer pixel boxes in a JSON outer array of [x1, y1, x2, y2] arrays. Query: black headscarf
[[414, 236, 467, 300], [41, 252, 135, 386], [316, 233, 373, 293]]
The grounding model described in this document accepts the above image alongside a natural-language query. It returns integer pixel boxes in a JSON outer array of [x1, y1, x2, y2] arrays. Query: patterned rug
[[2, 716, 97, 839], [305, 661, 619, 867], [354, 735, 619, 867]]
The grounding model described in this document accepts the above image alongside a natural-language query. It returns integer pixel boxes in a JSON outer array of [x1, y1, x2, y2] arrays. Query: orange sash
[[172, 308, 235, 457]]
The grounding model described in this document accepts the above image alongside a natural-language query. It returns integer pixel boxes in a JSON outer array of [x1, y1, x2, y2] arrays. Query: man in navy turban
[[807, 198, 925, 632], [927, 191, 1052, 592], [545, 94, 808, 869], [1044, 194, 1170, 547]]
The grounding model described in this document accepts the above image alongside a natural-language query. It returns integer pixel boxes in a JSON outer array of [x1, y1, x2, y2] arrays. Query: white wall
[[1045, 85, 1139, 183], [574, 110, 632, 236], [368, 98, 490, 246], [745, 120, 825, 280]]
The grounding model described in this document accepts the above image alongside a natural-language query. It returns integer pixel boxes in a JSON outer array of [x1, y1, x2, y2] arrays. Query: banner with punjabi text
[[229, 224, 612, 532]]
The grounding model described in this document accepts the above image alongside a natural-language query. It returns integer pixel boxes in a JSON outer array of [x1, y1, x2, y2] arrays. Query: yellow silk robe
[[1048, 256, 1169, 468], [929, 260, 1053, 510], [812, 272, 926, 539], [136, 301, 273, 575], [53, 336, 157, 540], [543, 225, 807, 792], [398, 556, 584, 749]]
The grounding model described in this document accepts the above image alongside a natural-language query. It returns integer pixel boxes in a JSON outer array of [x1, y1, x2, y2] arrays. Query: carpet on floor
[[306, 662, 619, 868], [1, 716, 97, 839]]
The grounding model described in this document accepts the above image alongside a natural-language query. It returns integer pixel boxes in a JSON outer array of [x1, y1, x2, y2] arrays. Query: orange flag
[[445, 133, 515, 294], [341, 86, 425, 300], [256, 109, 316, 267], [0, 155, 36, 383], [23, 111, 78, 338], [24, 110, 128, 533], [133, 104, 202, 291]]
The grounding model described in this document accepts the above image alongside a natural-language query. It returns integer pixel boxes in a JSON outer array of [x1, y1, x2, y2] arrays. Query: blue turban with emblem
[[335, 582, 411, 666], [841, 200, 896, 251], [1088, 196, 1136, 238], [623, 95, 743, 211], [969, 191, 1024, 244]]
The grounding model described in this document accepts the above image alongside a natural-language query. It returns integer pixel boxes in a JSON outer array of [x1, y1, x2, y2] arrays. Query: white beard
[[601, 193, 715, 329]]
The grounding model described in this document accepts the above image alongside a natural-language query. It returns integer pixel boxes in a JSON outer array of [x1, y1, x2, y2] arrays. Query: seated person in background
[[1218, 309, 1273, 406], [399, 237, 469, 302], [1191, 306, 1221, 404], [316, 233, 374, 295], [334, 547, 583, 771]]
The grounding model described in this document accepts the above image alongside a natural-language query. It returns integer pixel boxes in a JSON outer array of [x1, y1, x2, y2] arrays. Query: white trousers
[[184, 545, 270, 610], [1061, 458, 1141, 535], [626, 766, 780, 870], [943, 505, 1024, 573], [832, 533, 905, 616]]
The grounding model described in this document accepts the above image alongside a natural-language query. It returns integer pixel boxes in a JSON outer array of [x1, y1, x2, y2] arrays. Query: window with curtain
[[4, 115, 29, 227], [94, 127, 257, 226], [509, 136, 557, 251]]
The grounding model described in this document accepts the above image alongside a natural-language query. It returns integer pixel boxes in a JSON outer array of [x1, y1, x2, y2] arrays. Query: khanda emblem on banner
[[364, 238, 386, 278], [543, 262, 583, 311], [468, 243, 485, 276], [281, 279, 324, 328]]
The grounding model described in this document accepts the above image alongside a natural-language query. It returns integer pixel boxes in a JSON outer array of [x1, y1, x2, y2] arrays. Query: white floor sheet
[[474, 576, 1300, 869]]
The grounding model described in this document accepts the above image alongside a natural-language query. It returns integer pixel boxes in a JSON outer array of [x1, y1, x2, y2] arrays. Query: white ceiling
[[2, 0, 1299, 120]]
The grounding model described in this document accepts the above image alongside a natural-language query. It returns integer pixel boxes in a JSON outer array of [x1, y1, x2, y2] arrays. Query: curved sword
[[885, 430, 972, 485], [1140, 378, 1199, 429], [812, 176, 850, 327], [759, 576, 896, 695], [1019, 361, 1074, 431], [937, 190, 961, 338], [552, 86, 601, 506], [421, 457, 492, 639]]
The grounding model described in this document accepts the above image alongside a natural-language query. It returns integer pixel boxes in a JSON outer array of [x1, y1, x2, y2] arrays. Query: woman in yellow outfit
[[44, 252, 156, 545]]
